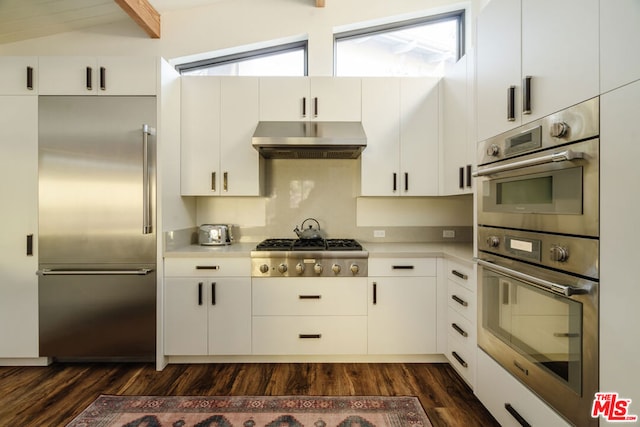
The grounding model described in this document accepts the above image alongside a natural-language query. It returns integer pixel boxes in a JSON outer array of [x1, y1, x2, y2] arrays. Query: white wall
[[0, 0, 480, 76]]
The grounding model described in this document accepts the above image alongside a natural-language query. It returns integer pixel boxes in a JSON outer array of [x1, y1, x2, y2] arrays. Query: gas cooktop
[[251, 238, 367, 277], [254, 238, 363, 252]]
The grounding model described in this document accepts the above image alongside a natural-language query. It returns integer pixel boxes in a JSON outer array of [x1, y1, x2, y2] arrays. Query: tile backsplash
[[195, 159, 472, 242]]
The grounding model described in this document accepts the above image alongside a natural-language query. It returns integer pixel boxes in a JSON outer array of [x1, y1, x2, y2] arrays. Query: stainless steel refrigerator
[[37, 96, 156, 361]]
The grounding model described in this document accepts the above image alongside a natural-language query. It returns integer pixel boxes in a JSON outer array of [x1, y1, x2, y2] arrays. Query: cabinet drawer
[[252, 316, 367, 355], [368, 258, 436, 277], [447, 306, 476, 347], [476, 349, 571, 427], [252, 278, 366, 316], [164, 257, 250, 277], [448, 280, 476, 322], [447, 335, 475, 387], [446, 259, 475, 291]]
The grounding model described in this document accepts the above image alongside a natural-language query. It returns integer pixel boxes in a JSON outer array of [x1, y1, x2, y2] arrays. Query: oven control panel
[[477, 226, 598, 280]]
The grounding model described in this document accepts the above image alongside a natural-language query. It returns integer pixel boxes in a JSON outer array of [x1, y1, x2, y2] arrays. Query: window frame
[[176, 40, 309, 76], [333, 10, 465, 76]]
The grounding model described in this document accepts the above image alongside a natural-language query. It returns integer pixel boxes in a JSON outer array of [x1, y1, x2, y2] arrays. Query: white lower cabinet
[[367, 258, 437, 355], [476, 349, 571, 427], [252, 277, 367, 355], [164, 258, 252, 356], [444, 258, 476, 387]]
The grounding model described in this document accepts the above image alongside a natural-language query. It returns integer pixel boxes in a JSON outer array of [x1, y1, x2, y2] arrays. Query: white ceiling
[[0, 0, 227, 45]]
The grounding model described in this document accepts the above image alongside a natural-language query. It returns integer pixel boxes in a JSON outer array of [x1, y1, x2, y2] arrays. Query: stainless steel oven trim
[[477, 255, 599, 427], [477, 97, 599, 166], [476, 136, 599, 237]]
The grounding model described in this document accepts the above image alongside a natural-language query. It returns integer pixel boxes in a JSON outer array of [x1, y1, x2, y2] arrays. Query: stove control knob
[[486, 144, 500, 157], [486, 236, 500, 248], [550, 245, 569, 262], [295, 262, 305, 275], [277, 263, 288, 274], [331, 264, 341, 274], [550, 122, 569, 138], [259, 264, 269, 274], [350, 264, 360, 275], [314, 263, 323, 275]]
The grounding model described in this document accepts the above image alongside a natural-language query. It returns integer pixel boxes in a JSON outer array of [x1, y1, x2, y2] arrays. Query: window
[[335, 11, 464, 77], [177, 41, 308, 76]]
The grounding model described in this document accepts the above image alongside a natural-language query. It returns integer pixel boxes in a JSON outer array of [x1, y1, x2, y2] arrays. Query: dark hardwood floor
[[0, 362, 499, 426]]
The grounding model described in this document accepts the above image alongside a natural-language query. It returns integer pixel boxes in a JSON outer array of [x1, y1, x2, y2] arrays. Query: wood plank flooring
[[0, 362, 499, 426]]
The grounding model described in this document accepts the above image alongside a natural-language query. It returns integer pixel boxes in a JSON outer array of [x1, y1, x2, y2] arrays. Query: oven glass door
[[481, 267, 582, 394], [482, 166, 582, 214]]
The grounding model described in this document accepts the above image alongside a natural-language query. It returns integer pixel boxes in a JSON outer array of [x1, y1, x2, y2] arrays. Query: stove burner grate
[[254, 238, 363, 252]]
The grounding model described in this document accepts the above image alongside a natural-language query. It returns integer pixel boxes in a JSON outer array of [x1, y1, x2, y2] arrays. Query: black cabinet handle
[[198, 282, 203, 306], [451, 294, 468, 307], [504, 403, 531, 427], [299, 295, 321, 300], [196, 265, 219, 270], [451, 351, 468, 368], [451, 323, 468, 337], [99, 66, 106, 91], [211, 282, 216, 305], [26, 234, 33, 256], [404, 172, 408, 191], [466, 164, 472, 188], [26, 66, 34, 90], [523, 76, 532, 115], [86, 67, 93, 90], [392, 265, 414, 270], [507, 85, 515, 121], [451, 270, 468, 280], [459, 166, 464, 189], [393, 173, 397, 192], [314, 97, 318, 117], [373, 282, 377, 305], [302, 97, 306, 117], [299, 334, 322, 339]]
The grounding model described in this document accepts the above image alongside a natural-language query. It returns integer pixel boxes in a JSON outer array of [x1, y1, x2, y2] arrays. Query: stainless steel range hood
[[252, 121, 367, 159]]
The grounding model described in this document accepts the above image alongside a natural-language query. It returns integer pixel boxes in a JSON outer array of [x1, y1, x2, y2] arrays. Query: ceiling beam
[[316, 0, 325, 7], [114, 0, 161, 38]]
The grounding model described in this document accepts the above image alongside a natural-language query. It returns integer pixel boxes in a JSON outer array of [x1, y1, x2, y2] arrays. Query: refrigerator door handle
[[37, 268, 153, 276], [142, 124, 155, 235]]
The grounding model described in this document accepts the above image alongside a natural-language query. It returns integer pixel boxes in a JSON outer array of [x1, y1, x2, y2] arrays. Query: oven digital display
[[496, 176, 553, 205], [509, 238, 533, 253], [506, 236, 541, 261]]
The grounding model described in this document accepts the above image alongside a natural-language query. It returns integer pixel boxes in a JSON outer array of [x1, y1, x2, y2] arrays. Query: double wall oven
[[474, 97, 599, 426]]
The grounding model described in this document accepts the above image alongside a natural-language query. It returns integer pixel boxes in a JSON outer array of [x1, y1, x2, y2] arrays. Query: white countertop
[[165, 241, 474, 263]]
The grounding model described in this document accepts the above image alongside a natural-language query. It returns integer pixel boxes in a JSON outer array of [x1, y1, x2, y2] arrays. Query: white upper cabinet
[[219, 77, 262, 196], [441, 54, 475, 195], [600, 0, 640, 93], [0, 57, 38, 95], [476, 0, 521, 141], [39, 56, 157, 95], [181, 77, 221, 195], [181, 76, 262, 196], [476, 0, 599, 141], [361, 77, 439, 196], [259, 77, 361, 121]]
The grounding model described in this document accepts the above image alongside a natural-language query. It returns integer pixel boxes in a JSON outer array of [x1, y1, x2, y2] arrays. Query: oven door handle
[[472, 149, 584, 177], [476, 259, 589, 297]]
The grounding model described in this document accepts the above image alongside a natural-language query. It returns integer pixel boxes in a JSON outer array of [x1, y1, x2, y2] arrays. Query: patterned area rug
[[66, 395, 433, 427]]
